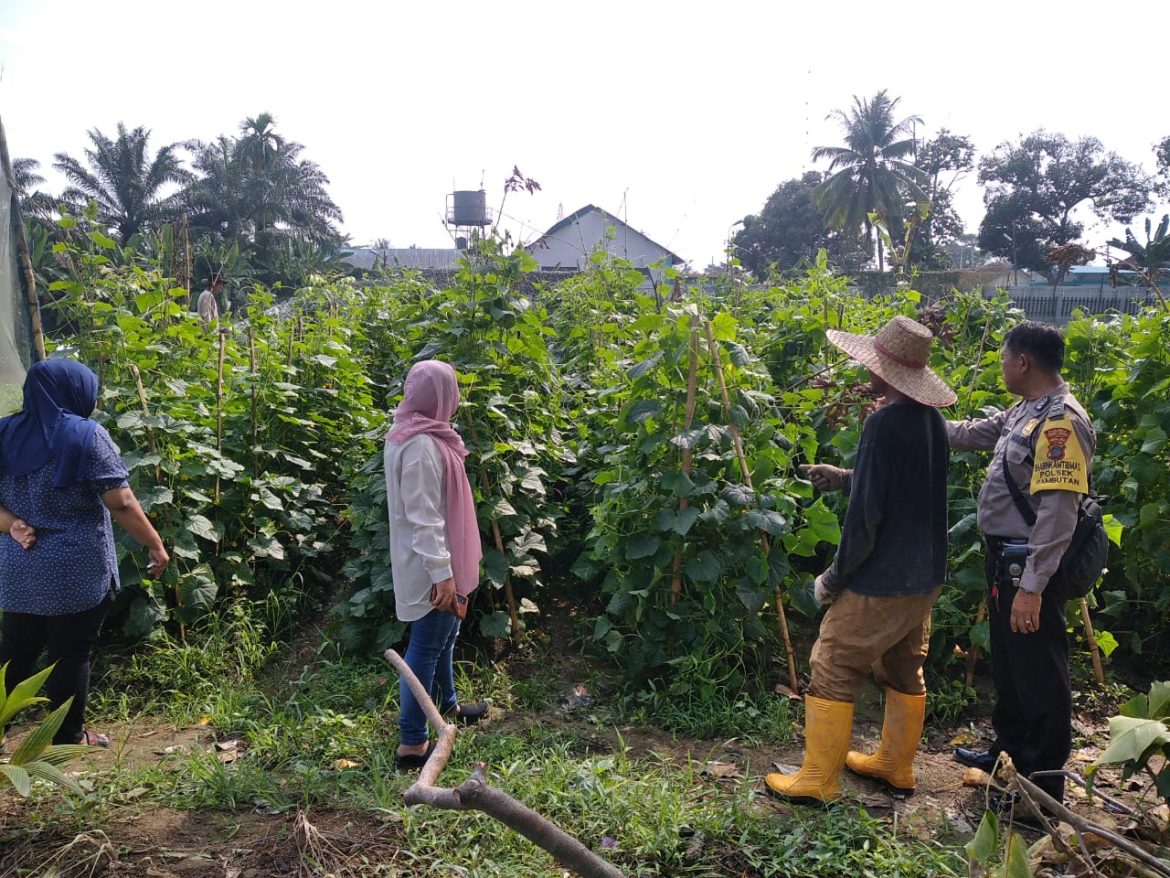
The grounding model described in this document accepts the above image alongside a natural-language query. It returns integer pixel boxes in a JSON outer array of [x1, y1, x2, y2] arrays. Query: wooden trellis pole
[[181, 214, 191, 297], [248, 325, 259, 478], [470, 427, 520, 647], [1079, 598, 1105, 685], [703, 321, 799, 693], [965, 597, 986, 688], [214, 328, 227, 507], [129, 363, 184, 645], [490, 517, 521, 647], [670, 315, 701, 606]]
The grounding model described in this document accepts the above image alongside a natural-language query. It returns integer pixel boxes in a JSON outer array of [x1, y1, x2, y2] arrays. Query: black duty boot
[[954, 747, 999, 771]]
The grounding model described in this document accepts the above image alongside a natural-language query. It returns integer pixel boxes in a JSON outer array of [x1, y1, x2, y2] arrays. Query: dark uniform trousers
[[985, 539, 1071, 802]]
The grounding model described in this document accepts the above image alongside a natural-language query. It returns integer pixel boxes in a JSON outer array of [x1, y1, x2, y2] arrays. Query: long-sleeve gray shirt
[[947, 382, 1095, 594]]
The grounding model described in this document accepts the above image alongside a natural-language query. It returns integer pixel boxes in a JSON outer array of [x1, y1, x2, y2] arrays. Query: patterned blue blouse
[[0, 425, 130, 616]]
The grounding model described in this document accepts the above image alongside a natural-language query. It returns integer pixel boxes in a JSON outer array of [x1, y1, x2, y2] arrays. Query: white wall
[[530, 209, 677, 271]]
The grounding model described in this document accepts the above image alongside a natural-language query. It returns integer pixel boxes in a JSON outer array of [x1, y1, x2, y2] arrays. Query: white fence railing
[[1000, 286, 1160, 324]]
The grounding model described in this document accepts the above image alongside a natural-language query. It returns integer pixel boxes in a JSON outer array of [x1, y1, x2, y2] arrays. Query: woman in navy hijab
[[0, 359, 169, 747]]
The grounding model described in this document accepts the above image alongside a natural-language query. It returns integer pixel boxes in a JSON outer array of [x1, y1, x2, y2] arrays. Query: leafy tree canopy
[[1155, 134, 1170, 200], [732, 172, 866, 277], [910, 130, 975, 269], [976, 131, 1153, 280]]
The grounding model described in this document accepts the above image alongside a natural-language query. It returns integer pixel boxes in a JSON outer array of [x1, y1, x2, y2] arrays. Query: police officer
[[949, 321, 1095, 805]]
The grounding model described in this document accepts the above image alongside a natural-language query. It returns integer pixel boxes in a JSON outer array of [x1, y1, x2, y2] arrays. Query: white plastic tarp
[[0, 152, 32, 414]]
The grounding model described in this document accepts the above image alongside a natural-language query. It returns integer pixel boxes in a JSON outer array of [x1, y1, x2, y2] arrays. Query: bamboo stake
[[470, 427, 521, 647], [214, 328, 227, 509], [182, 214, 191, 297], [1079, 598, 1105, 685], [962, 313, 994, 419], [248, 325, 258, 478], [965, 597, 986, 688], [490, 519, 522, 648], [704, 321, 799, 693], [959, 315, 996, 684], [128, 364, 162, 484], [384, 649, 626, 878], [0, 116, 46, 361], [671, 315, 700, 606], [129, 363, 184, 645]]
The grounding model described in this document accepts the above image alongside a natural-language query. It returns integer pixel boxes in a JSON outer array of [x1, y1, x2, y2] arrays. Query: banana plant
[[0, 663, 88, 797], [1108, 214, 1170, 311]]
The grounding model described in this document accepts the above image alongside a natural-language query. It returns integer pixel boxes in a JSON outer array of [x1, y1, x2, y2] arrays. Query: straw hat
[[826, 316, 957, 408]]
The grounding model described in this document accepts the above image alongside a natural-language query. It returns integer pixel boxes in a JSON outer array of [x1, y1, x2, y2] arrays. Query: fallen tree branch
[[384, 649, 626, 878], [1008, 768, 1170, 878], [1030, 769, 1142, 819]]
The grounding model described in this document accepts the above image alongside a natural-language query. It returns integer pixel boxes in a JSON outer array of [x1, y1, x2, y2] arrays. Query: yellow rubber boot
[[844, 689, 925, 795], [765, 695, 854, 804]]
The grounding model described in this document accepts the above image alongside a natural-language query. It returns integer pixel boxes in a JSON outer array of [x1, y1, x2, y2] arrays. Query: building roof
[[342, 248, 462, 271], [534, 204, 684, 264]]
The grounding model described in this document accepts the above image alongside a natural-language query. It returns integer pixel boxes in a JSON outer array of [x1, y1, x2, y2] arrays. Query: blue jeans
[[399, 609, 461, 746]]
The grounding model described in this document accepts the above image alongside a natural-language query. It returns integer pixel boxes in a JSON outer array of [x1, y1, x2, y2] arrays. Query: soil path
[[0, 636, 1152, 877]]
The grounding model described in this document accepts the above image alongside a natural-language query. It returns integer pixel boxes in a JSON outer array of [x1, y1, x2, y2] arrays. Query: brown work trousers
[[809, 587, 942, 703]]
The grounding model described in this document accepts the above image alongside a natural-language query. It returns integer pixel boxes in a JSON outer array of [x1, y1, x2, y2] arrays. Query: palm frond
[[25, 761, 84, 795]]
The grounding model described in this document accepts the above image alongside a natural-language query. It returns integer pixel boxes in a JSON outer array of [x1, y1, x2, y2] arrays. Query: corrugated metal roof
[[342, 248, 462, 270]]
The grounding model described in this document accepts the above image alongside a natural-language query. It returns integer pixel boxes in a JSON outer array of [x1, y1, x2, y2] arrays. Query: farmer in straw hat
[[766, 315, 955, 804]]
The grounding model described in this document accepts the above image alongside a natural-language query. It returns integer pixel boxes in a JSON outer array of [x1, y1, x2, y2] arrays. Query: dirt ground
[[0, 616, 1161, 878], [2, 686, 1156, 878]]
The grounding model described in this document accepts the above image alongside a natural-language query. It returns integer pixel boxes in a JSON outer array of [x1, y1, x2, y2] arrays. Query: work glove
[[814, 572, 838, 606]]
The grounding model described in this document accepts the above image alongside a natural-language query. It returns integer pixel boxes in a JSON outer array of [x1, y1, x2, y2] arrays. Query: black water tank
[[451, 190, 488, 226]]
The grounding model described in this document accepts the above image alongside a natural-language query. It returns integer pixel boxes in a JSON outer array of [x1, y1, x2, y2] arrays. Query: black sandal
[[447, 701, 489, 725], [394, 741, 436, 770]]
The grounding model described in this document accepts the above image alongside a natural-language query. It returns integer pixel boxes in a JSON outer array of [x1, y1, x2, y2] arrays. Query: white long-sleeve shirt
[[384, 434, 453, 622]]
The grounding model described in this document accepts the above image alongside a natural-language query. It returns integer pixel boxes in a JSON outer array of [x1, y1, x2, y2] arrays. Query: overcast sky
[[3, 0, 1168, 268]]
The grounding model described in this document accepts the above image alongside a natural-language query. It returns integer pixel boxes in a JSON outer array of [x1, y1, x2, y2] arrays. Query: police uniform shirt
[[947, 382, 1096, 595]]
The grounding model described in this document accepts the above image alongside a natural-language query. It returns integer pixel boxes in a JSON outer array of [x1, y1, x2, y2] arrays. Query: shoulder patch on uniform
[[1030, 415, 1089, 493]]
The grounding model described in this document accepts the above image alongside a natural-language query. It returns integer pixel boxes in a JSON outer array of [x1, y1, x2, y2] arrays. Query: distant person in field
[[197, 274, 223, 326], [0, 359, 170, 749], [384, 360, 488, 769], [765, 317, 954, 804]]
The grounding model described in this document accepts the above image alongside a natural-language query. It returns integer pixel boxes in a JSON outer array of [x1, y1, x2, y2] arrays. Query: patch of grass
[[614, 686, 797, 745], [711, 805, 965, 878], [12, 636, 969, 877], [90, 601, 282, 724]]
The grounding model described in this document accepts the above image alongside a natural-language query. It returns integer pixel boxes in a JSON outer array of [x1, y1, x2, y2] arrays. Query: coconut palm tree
[[235, 113, 342, 247], [11, 157, 58, 222], [12, 157, 45, 194], [53, 124, 189, 245], [183, 114, 343, 286], [184, 135, 252, 243], [812, 90, 926, 271]]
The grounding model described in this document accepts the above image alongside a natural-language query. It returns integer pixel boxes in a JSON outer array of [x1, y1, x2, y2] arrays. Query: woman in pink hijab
[[384, 360, 487, 768]]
